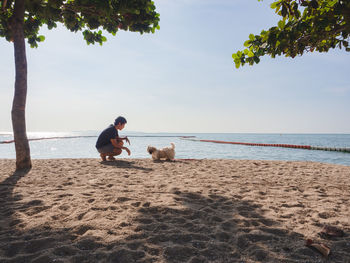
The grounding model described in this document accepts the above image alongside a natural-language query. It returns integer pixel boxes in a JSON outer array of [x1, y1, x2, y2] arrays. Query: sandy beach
[[0, 158, 349, 263]]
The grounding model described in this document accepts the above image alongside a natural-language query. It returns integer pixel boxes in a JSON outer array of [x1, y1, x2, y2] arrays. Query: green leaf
[[244, 40, 251, 47], [38, 35, 45, 42], [310, 0, 319, 9], [270, 2, 278, 9], [247, 51, 254, 57], [233, 0, 350, 69], [278, 20, 285, 29], [281, 6, 287, 17], [253, 57, 260, 64]]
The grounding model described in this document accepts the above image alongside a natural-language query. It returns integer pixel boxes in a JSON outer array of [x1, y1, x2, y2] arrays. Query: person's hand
[[125, 136, 130, 145], [125, 147, 131, 156]]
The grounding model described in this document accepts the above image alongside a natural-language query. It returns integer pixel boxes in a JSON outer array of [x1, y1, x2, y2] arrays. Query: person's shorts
[[97, 143, 114, 154]]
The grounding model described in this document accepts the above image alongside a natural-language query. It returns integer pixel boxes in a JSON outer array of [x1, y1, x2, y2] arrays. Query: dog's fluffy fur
[[147, 143, 175, 161]]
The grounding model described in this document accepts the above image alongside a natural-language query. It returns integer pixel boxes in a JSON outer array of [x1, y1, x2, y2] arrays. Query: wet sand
[[0, 158, 349, 262]]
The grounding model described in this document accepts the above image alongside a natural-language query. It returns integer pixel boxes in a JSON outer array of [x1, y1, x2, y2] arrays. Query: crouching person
[[96, 116, 131, 161]]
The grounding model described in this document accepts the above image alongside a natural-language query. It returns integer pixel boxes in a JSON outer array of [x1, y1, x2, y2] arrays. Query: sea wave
[[0, 132, 349, 165]]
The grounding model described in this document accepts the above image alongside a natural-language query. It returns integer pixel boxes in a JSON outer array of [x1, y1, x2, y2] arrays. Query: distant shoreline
[[1, 131, 350, 135]]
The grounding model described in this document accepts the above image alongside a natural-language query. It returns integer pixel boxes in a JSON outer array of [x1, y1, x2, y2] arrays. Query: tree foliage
[[0, 0, 160, 47], [0, 0, 159, 170], [232, 0, 350, 68]]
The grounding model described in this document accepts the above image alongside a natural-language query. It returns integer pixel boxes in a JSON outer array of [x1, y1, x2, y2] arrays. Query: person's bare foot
[[100, 153, 107, 161], [108, 156, 116, 161]]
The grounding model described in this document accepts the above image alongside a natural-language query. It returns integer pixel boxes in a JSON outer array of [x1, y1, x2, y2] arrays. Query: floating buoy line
[[180, 137, 350, 153]]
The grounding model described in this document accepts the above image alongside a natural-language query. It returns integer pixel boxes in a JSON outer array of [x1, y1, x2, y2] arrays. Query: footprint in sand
[[318, 211, 336, 219], [57, 193, 73, 198], [58, 204, 71, 211], [115, 197, 132, 203], [77, 212, 87, 220], [74, 224, 94, 235], [131, 201, 141, 207]]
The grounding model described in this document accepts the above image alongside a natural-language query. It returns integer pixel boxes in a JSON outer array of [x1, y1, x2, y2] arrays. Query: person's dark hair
[[114, 116, 127, 126]]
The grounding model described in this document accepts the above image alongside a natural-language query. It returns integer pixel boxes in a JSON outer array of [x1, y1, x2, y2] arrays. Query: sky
[[1, 0, 349, 134]]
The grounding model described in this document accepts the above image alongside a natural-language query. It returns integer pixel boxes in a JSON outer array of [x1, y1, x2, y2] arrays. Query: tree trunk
[[11, 0, 31, 170]]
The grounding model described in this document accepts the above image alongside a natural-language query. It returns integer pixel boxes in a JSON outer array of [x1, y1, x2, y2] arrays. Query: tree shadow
[[0, 169, 349, 262], [0, 168, 31, 231], [121, 191, 314, 263], [110, 190, 349, 262]]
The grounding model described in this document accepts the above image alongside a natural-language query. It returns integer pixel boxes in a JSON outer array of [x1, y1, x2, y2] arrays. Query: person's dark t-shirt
[[95, 124, 118, 149]]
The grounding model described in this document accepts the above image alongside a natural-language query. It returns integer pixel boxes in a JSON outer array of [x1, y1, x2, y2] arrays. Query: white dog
[[147, 143, 175, 161]]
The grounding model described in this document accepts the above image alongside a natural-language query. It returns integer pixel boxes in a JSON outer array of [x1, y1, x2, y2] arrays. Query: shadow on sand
[[100, 160, 153, 172], [0, 170, 349, 262]]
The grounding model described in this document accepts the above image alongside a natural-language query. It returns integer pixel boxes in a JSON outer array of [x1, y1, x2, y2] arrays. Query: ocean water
[[0, 132, 349, 166]]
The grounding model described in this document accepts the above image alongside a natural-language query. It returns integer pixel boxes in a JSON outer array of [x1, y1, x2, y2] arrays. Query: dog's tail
[[170, 142, 175, 149]]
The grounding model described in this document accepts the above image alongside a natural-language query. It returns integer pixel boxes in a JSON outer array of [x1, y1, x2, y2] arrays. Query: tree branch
[[2, 0, 8, 11]]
